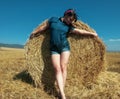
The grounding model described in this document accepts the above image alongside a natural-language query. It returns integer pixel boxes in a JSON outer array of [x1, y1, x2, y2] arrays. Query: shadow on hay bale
[[25, 20, 106, 91]]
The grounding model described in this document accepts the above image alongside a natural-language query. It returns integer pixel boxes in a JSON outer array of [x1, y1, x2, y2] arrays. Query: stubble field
[[0, 47, 120, 99]]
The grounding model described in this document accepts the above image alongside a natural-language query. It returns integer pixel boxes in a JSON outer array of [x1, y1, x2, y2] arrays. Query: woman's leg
[[60, 51, 70, 88], [51, 54, 66, 99]]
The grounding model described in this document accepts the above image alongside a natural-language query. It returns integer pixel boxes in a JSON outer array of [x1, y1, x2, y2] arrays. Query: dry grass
[[106, 52, 120, 73], [0, 47, 120, 99], [0, 47, 52, 99]]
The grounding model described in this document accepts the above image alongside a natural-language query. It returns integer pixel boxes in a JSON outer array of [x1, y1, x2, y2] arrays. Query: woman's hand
[[91, 32, 98, 37], [29, 32, 36, 39], [29, 20, 49, 39], [29, 31, 42, 39]]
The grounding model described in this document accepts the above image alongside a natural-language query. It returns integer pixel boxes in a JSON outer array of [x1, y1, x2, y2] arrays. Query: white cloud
[[109, 39, 120, 42]]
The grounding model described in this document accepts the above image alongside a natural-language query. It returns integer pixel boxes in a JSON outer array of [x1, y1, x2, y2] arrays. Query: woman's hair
[[64, 9, 78, 22]]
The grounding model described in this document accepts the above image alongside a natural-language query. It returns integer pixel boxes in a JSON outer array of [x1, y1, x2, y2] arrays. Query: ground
[[0, 47, 120, 99]]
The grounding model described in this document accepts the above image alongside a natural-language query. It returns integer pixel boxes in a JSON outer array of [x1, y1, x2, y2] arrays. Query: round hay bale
[[25, 20, 106, 88]]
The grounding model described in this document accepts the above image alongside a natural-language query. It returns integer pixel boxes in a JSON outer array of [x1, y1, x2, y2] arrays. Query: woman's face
[[64, 15, 75, 25]]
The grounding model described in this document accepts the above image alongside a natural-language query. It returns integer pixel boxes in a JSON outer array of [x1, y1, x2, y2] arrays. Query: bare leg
[[51, 54, 66, 99], [60, 51, 70, 88]]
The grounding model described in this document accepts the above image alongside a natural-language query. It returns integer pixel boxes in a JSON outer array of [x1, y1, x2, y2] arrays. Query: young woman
[[30, 9, 97, 99]]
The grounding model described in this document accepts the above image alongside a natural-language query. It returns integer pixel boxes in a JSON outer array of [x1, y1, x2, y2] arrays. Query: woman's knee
[[61, 62, 67, 71], [54, 66, 62, 73]]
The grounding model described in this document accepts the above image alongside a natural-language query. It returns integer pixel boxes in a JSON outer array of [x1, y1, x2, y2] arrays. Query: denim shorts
[[50, 44, 70, 54]]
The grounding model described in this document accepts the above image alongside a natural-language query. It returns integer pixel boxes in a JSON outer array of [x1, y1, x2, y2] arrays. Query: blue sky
[[0, 0, 120, 51]]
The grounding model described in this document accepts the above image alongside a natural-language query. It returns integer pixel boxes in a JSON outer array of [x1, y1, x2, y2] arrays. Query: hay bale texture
[[25, 20, 106, 88]]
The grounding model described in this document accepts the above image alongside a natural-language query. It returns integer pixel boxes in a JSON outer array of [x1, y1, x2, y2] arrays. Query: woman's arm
[[71, 28, 98, 37], [30, 20, 49, 39]]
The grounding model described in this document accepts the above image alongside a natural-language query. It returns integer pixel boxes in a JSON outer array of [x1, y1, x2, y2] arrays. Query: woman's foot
[[60, 92, 66, 99], [57, 92, 66, 99]]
